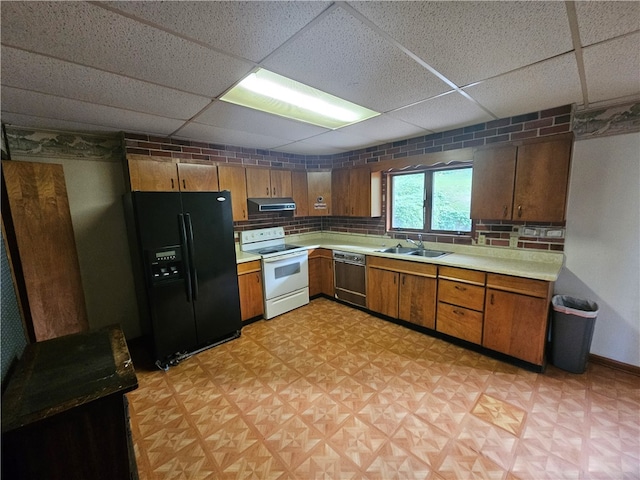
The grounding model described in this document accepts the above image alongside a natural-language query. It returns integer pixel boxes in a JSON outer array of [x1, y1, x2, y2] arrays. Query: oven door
[[262, 250, 309, 300]]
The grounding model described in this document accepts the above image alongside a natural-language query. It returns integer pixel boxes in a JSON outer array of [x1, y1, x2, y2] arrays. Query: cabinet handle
[[490, 293, 495, 305], [182, 179, 186, 190], [503, 205, 508, 218], [402, 275, 405, 286], [272, 187, 276, 196], [517, 205, 522, 217], [393, 276, 396, 285], [453, 309, 464, 316], [266, 187, 270, 195], [454, 285, 467, 291], [171, 178, 174, 190], [256, 275, 260, 284]]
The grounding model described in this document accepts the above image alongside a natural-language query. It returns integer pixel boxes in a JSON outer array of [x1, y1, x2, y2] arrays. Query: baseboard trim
[[589, 354, 640, 376]]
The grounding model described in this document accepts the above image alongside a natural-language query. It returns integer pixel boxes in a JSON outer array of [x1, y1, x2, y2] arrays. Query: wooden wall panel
[[2, 160, 88, 341]]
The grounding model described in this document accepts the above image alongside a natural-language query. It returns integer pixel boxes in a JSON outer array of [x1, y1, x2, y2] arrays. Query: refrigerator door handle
[[185, 213, 199, 300], [178, 214, 193, 302]]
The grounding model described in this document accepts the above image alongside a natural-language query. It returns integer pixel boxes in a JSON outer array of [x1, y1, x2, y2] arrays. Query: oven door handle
[[262, 251, 308, 264]]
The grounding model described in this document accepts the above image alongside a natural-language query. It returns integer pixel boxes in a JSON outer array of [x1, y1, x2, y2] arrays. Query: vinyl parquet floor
[[127, 298, 640, 480]]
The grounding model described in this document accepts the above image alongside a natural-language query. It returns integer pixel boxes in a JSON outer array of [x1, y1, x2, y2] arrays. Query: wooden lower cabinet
[[367, 267, 399, 317], [309, 249, 334, 297], [367, 257, 437, 328], [436, 267, 486, 345], [483, 274, 552, 366], [398, 273, 437, 329], [237, 261, 263, 321]]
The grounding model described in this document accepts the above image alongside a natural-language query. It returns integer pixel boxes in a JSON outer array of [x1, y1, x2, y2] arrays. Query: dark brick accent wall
[[123, 105, 572, 252]]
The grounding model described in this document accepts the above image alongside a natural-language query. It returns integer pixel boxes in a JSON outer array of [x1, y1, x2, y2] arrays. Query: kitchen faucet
[[407, 234, 424, 249]]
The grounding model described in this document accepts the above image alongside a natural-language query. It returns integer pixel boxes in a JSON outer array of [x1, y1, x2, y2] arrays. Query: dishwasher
[[333, 250, 366, 307]]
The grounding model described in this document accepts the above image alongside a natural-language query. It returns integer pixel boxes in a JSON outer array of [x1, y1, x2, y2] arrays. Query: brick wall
[[123, 105, 572, 252]]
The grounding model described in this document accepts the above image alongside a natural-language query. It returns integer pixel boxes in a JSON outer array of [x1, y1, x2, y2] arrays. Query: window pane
[[391, 173, 424, 229], [431, 168, 472, 231]]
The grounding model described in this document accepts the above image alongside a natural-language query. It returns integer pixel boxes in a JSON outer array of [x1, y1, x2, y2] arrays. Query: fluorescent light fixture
[[220, 68, 379, 129]]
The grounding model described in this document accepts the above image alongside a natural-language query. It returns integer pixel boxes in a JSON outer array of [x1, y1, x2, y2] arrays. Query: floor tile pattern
[[128, 298, 640, 480]]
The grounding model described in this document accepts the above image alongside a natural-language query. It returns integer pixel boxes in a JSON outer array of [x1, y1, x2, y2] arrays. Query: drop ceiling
[[1, 1, 638, 155]]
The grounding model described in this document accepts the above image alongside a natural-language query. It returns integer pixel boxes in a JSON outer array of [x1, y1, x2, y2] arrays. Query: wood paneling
[[2, 160, 88, 341]]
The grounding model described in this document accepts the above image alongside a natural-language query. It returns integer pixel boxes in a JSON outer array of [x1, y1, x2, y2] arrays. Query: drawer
[[439, 266, 485, 286], [436, 302, 483, 345], [438, 279, 485, 311], [237, 260, 261, 275], [486, 273, 550, 299]]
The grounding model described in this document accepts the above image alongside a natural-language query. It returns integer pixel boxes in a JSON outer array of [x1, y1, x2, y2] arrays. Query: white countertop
[[236, 231, 564, 282]]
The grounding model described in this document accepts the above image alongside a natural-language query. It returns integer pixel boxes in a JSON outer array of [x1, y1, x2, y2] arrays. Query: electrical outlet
[[509, 236, 518, 248], [477, 234, 486, 245]]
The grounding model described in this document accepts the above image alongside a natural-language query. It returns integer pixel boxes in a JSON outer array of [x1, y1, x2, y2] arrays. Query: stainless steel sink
[[408, 249, 450, 258], [378, 247, 418, 254]]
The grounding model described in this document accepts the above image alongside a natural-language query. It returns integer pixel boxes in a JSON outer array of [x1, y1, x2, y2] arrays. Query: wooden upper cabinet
[[245, 168, 292, 198], [470, 135, 572, 222], [218, 165, 248, 221], [331, 169, 351, 216], [128, 158, 219, 192], [307, 171, 332, 216], [332, 167, 381, 217], [513, 138, 572, 222], [291, 170, 309, 217], [176, 163, 218, 191], [128, 158, 179, 192], [470, 146, 517, 220]]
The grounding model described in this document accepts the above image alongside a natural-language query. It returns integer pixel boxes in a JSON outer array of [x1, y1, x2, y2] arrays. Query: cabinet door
[[470, 146, 516, 220], [245, 168, 271, 198], [291, 170, 309, 217], [513, 138, 572, 222], [218, 165, 248, 221], [367, 267, 398, 317], [128, 159, 179, 192], [331, 169, 350, 216], [177, 163, 218, 191], [308, 256, 322, 297], [349, 168, 382, 217], [307, 171, 332, 216], [270, 170, 292, 198], [237, 261, 263, 321], [399, 274, 436, 329], [320, 256, 334, 296], [483, 289, 549, 365]]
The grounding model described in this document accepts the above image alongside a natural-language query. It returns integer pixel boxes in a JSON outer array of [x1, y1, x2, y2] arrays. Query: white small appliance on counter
[[240, 227, 309, 319]]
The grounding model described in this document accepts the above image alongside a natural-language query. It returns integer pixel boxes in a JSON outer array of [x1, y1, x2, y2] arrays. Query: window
[[389, 167, 472, 233]]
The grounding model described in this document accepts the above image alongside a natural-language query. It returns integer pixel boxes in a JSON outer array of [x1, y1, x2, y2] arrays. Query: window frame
[[386, 165, 473, 235]]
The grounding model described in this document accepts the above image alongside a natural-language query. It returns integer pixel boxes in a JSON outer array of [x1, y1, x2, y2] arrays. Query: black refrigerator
[[124, 191, 242, 368]]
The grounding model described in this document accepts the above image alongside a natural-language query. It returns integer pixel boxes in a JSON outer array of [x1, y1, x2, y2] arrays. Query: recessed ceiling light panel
[[220, 68, 379, 129]]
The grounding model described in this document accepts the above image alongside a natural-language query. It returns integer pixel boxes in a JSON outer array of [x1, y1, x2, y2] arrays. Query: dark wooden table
[[2, 325, 139, 480]]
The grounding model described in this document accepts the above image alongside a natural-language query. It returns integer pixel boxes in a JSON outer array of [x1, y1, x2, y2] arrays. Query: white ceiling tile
[[575, 1, 640, 47], [263, 7, 450, 113], [349, 1, 573, 86], [1, 87, 184, 135], [582, 33, 640, 104], [0, 112, 123, 134], [464, 54, 583, 118], [388, 92, 494, 132], [105, 1, 331, 63], [0, 1, 253, 97], [289, 130, 381, 151], [1, 47, 211, 120], [338, 115, 430, 143], [270, 141, 350, 156], [175, 122, 293, 150], [195, 101, 329, 141]]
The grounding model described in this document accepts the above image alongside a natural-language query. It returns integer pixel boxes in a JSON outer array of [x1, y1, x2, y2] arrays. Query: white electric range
[[240, 227, 309, 319]]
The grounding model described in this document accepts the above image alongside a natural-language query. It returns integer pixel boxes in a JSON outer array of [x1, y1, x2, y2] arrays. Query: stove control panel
[[240, 227, 285, 246]]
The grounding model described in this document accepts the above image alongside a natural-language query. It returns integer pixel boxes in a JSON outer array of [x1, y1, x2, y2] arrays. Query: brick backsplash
[[475, 220, 565, 251], [124, 105, 572, 252]]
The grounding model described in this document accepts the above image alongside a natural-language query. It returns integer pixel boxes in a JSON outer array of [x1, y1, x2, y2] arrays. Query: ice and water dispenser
[[146, 246, 184, 285]]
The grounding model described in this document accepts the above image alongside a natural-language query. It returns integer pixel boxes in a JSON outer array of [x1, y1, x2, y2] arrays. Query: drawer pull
[[454, 285, 467, 291], [453, 309, 465, 316]]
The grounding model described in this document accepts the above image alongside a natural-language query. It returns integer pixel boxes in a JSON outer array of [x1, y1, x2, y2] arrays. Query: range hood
[[247, 197, 296, 213]]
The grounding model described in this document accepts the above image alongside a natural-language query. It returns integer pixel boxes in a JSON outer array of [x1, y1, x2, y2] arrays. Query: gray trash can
[[550, 295, 599, 373]]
